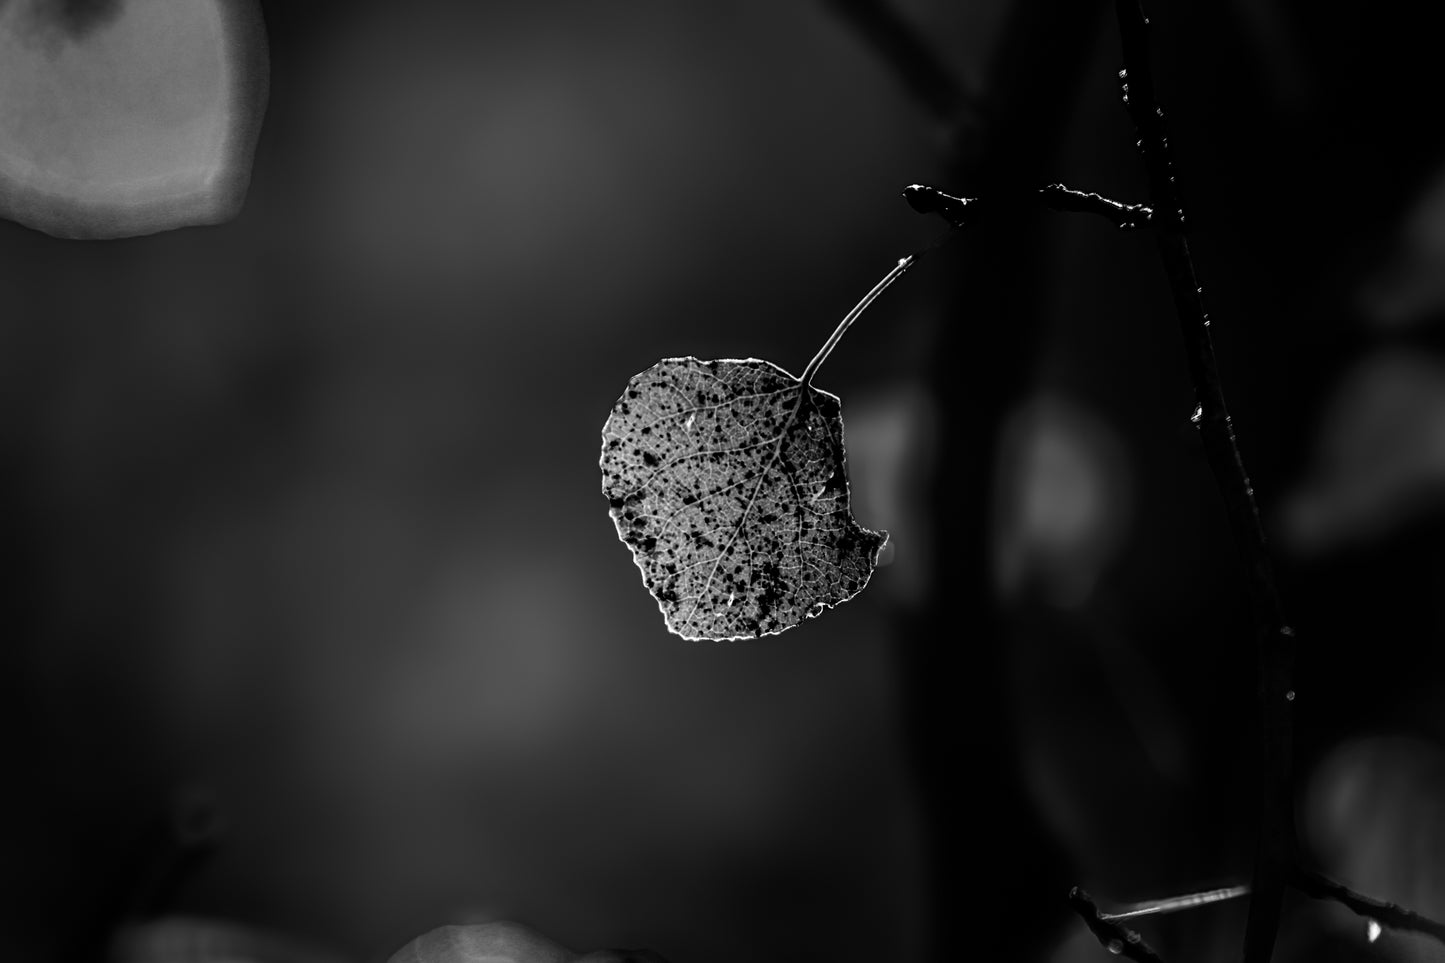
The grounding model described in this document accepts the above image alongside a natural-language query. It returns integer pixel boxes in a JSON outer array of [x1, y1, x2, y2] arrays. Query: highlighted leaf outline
[[600, 356, 887, 641]]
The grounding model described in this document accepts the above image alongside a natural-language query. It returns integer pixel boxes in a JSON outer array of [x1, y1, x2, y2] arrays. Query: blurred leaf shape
[[843, 382, 939, 607], [0, 0, 267, 238], [1305, 736, 1445, 935], [993, 395, 1132, 608], [600, 357, 885, 640], [112, 916, 348, 963], [1284, 351, 1445, 553], [1361, 160, 1445, 328], [389, 923, 669, 963]]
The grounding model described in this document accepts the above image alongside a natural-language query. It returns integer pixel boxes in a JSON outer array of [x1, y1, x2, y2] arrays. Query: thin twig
[[821, 0, 980, 129], [1038, 184, 1154, 229], [1111, 4, 1297, 963], [1069, 888, 1171, 963], [902, 184, 976, 227], [1101, 884, 1252, 922], [904, 183, 1154, 230], [1290, 867, 1445, 947]]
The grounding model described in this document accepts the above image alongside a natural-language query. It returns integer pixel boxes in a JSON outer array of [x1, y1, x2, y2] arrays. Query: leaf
[[598, 253, 914, 640], [600, 356, 886, 641]]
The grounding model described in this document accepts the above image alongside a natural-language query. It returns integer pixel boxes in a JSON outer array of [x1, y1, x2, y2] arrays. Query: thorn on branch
[[1069, 888, 1170, 963], [1290, 867, 1445, 948]]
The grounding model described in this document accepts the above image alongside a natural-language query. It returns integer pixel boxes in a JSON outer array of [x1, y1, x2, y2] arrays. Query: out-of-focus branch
[[1069, 888, 1171, 963], [1071, 869, 1445, 961], [822, 0, 980, 129], [1099, 884, 1251, 922], [830, 1, 1123, 960], [1290, 867, 1445, 947], [903, 183, 1153, 231], [1111, 3, 1298, 961]]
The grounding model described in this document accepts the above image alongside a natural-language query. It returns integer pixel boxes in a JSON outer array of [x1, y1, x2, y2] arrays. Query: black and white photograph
[[4, 2, 1444, 961]]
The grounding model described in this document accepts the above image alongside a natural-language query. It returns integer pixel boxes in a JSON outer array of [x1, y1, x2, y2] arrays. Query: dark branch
[[902, 184, 976, 227], [1114, 0, 1184, 231], [1069, 888, 1170, 963], [1290, 867, 1445, 948], [903, 183, 1153, 230], [1111, 4, 1297, 963], [1039, 184, 1154, 228], [822, 0, 979, 129]]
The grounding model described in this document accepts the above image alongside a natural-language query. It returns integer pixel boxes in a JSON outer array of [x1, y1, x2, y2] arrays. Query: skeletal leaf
[[600, 356, 886, 641]]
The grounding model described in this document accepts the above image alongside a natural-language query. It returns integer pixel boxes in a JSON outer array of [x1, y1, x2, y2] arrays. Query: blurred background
[[5, 1, 1445, 961]]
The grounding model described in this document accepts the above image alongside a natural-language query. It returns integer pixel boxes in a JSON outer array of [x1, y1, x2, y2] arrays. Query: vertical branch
[[1113, 3, 1296, 962]]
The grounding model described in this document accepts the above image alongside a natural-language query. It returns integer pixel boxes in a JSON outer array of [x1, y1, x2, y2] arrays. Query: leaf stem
[[800, 255, 916, 389]]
